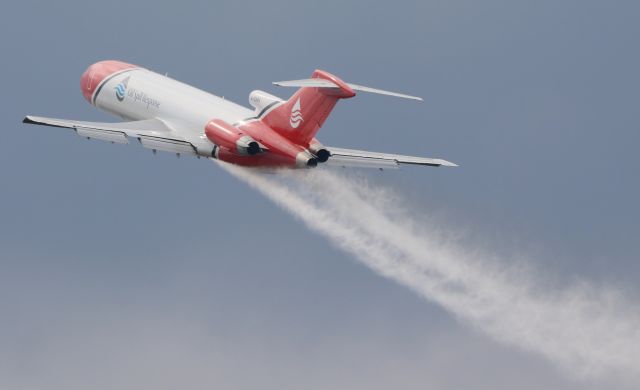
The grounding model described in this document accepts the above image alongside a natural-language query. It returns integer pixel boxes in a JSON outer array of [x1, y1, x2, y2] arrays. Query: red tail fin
[[260, 69, 355, 145]]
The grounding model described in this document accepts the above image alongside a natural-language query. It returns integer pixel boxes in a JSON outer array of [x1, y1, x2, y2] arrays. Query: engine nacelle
[[249, 90, 283, 114], [205, 119, 260, 156], [308, 140, 331, 163]]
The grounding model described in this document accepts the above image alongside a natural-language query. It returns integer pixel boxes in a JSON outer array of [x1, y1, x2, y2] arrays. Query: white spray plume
[[216, 161, 640, 383]]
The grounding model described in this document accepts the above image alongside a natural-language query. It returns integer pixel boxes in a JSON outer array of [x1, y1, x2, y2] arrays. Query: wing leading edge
[[23, 115, 198, 155], [327, 146, 457, 169]]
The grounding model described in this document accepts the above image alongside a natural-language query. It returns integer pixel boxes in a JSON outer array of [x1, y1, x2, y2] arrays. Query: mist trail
[[217, 161, 640, 382]]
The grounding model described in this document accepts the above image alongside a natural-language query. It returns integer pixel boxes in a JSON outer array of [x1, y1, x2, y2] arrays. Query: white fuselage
[[95, 67, 254, 151]]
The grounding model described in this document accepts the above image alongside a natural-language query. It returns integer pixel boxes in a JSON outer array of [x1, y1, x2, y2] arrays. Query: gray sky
[[1, 0, 639, 389]]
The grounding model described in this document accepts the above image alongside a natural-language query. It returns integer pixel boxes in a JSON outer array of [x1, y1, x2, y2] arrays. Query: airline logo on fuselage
[[114, 77, 129, 101], [290, 98, 303, 128], [113, 76, 161, 109]]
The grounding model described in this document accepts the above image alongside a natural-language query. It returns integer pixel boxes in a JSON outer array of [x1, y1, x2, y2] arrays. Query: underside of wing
[[23, 115, 198, 155], [327, 146, 457, 169]]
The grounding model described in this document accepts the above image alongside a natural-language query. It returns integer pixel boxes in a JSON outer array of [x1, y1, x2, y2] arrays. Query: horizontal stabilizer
[[273, 79, 422, 101], [346, 83, 422, 101]]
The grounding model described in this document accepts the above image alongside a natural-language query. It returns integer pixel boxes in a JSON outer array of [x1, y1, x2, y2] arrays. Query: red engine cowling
[[205, 119, 261, 156]]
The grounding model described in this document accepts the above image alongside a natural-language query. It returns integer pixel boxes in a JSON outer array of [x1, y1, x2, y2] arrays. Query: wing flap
[[75, 128, 129, 144], [326, 155, 400, 169], [328, 146, 457, 168], [138, 136, 196, 155]]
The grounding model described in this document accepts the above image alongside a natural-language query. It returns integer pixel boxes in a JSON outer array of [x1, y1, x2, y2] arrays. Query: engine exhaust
[[314, 148, 330, 162], [308, 142, 331, 163]]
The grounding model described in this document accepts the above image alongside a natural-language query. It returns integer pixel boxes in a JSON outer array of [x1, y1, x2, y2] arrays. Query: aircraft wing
[[23, 115, 198, 155], [326, 146, 457, 169]]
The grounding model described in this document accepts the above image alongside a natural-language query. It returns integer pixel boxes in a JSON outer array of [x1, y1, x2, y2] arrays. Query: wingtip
[[22, 116, 35, 124], [400, 95, 424, 102], [439, 160, 459, 167]]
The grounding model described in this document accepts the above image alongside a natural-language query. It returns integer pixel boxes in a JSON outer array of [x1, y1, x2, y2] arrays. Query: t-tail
[[261, 69, 422, 146]]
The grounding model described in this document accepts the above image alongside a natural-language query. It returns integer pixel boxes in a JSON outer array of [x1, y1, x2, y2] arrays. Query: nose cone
[[80, 60, 138, 104]]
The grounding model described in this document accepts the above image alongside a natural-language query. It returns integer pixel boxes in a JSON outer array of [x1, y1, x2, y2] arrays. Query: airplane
[[23, 60, 457, 169]]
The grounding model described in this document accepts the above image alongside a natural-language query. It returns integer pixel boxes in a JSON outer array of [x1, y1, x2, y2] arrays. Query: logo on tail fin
[[289, 97, 303, 128]]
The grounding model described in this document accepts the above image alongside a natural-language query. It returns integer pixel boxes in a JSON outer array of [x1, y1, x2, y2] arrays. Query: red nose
[[80, 60, 137, 104]]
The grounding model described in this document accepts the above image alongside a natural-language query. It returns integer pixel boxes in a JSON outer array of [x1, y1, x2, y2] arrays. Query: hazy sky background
[[1, 1, 639, 389]]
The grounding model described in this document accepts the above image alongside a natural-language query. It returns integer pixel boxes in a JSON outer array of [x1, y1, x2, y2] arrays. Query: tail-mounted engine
[[205, 119, 261, 156], [308, 140, 331, 163]]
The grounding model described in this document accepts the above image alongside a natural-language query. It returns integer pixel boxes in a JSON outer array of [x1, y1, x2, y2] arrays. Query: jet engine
[[309, 140, 331, 162], [205, 119, 261, 156]]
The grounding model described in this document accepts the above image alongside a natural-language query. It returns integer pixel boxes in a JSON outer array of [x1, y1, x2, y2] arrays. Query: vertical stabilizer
[[261, 69, 355, 145]]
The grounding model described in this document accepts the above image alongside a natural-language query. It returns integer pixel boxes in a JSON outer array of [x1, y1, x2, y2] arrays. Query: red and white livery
[[24, 60, 456, 169]]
